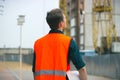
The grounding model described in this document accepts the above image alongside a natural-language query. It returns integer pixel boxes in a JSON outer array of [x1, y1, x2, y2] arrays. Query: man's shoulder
[[34, 34, 48, 44], [59, 34, 71, 39]]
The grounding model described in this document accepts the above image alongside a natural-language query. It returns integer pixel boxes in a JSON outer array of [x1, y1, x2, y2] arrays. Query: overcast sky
[[0, 0, 59, 48]]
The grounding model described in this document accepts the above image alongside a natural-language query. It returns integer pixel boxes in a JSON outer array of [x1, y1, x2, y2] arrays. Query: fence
[[83, 54, 120, 79]]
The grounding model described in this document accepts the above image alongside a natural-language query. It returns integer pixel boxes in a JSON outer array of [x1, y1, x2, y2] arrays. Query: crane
[[92, 0, 117, 54]]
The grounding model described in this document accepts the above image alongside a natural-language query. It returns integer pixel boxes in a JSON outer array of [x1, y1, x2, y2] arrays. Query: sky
[[0, 0, 59, 48]]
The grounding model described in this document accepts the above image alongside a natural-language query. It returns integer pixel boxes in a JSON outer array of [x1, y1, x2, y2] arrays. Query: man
[[32, 8, 87, 80]]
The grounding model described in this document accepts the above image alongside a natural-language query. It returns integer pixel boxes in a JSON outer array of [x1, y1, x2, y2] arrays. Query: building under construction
[[65, 0, 120, 54]]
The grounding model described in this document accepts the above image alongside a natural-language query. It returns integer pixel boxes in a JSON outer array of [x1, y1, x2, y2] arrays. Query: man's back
[[33, 33, 71, 80]]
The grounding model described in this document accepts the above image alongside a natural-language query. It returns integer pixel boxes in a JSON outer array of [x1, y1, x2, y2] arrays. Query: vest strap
[[34, 70, 66, 76]]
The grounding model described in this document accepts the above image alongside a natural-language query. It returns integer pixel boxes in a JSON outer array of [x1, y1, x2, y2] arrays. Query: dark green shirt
[[32, 29, 85, 72], [68, 39, 85, 70]]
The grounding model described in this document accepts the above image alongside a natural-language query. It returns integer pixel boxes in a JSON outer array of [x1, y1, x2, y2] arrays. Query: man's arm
[[68, 39, 87, 80], [32, 52, 36, 80], [78, 66, 87, 80]]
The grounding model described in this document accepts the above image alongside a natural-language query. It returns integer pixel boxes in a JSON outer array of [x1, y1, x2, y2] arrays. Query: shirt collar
[[49, 29, 64, 34]]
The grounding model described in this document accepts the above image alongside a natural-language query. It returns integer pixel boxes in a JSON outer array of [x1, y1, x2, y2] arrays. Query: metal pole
[[76, 0, 80, 49], [83, 0, 85, 50], [20, 25, 22, 80], [17, 15, 25, 80]]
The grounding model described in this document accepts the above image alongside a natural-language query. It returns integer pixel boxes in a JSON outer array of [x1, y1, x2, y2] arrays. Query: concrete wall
[[4, 54, 19, 61], [22, 53, 33, 65], [83, 54, 120, 79], [0, 48, 34, 65], [0, 53, 34, 65]]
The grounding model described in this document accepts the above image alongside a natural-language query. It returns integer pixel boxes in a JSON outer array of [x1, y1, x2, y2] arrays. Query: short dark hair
[[46, 8, 64, 30]]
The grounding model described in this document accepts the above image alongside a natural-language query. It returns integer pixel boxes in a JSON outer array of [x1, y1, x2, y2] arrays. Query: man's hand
[[79, 66, 87, 80]]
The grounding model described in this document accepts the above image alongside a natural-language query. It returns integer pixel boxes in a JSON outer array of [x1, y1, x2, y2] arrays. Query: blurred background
[[0, 0, 120, 80]]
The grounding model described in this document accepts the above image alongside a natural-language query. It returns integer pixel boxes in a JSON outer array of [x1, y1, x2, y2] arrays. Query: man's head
[[46, 8, 66, 30]]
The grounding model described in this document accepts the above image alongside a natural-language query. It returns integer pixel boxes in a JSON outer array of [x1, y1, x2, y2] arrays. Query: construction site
[[60, 0, 120, 79], [65, 0, 120, 78], [0, 0, 120, 80]]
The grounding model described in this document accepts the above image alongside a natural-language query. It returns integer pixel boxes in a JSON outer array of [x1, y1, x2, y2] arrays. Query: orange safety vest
[[34, 33, 71, 80]]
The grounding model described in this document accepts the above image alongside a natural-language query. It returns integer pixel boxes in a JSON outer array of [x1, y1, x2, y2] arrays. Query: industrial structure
[[66, 0, 85, 50], [62, 0, 120, 54], [61, 1, 120, 78], [60, 0, 85, 50], [92, 0, 120, 54]]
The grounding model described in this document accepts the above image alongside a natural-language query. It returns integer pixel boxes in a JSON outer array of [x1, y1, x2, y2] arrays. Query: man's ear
[[58, 21, 63, 28]]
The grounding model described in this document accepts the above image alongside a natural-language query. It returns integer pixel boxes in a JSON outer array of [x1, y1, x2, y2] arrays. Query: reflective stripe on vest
[[34, 70, 66, 76]]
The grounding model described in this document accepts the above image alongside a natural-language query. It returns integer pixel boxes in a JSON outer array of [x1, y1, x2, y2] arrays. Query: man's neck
[[57, 28, 63, 32]]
